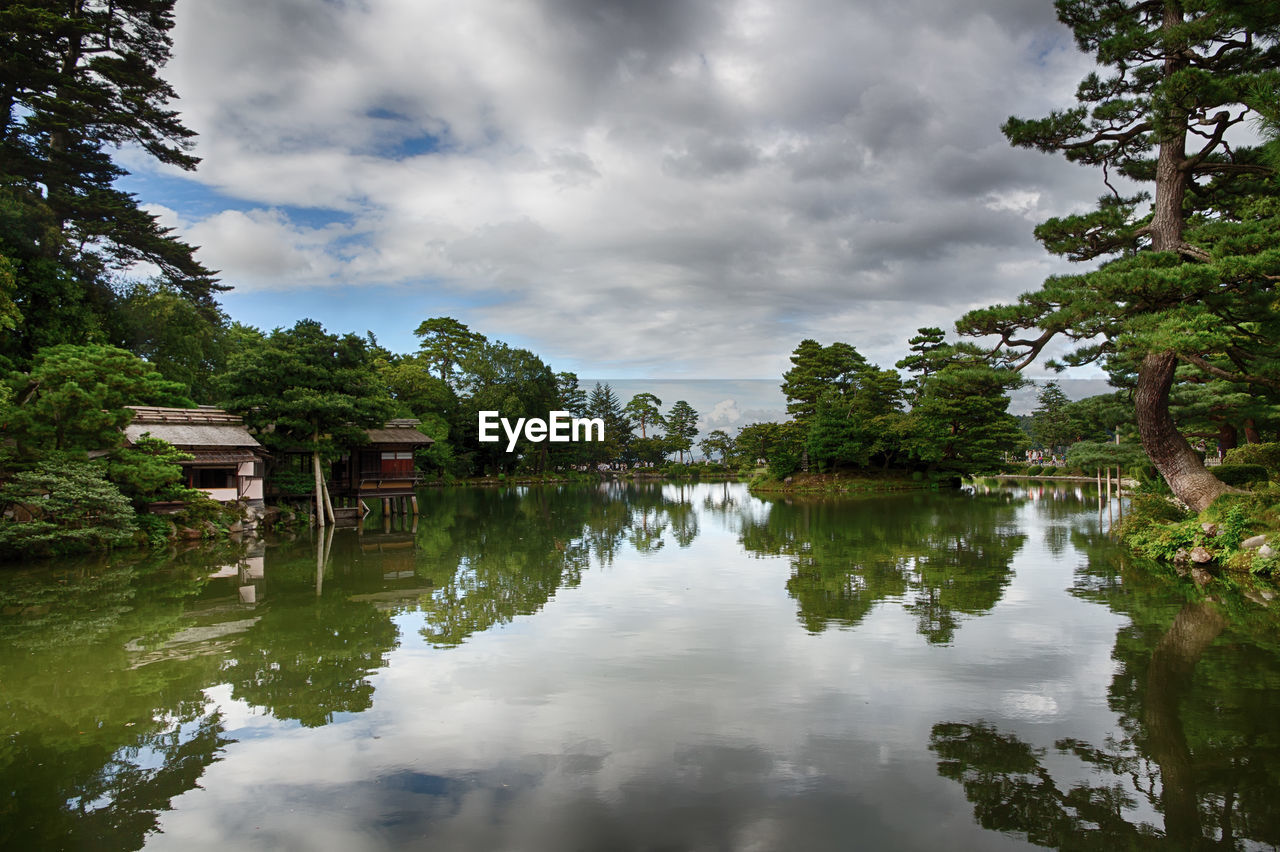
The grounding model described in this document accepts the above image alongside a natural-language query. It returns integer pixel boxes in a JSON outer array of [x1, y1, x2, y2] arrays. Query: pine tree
[[0, 0, 221, 361], [413, 317, 486, 388], [1030, 381, 1074, 456], [587, 382, 631, 463], [664, 400, 699, 464], [959, 1, 1280, 511]]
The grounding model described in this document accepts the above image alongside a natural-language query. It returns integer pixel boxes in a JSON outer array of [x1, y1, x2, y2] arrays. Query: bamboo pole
[[321, 475, 336, 525], [312, 449, 326, 529]]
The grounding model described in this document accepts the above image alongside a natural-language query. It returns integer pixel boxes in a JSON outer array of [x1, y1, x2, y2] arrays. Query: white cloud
[[155, 0, 1102, 375], [704, 399, 743, 428]]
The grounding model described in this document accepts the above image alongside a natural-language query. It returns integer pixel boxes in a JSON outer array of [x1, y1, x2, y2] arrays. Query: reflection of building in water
[[201, 537, 267, 604]]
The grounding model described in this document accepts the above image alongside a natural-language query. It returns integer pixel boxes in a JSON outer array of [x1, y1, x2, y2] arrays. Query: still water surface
[[1, 482, 1278, 850]]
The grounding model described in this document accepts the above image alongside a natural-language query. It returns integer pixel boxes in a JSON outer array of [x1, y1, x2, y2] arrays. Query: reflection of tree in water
[[739, 492, 1025, 643], [221, 594, 399, 727], [930, 552, 1280, 849], [0, 556, 234, 850], [411, 484, 701, 647]]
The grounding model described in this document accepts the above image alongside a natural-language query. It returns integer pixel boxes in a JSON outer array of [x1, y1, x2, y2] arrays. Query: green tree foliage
[[457, 339, 558, 473], [586, 382, 631, 464], [375, 352, 462, 476], [664, 400, 699, 463], [623, 392, 663, 439], [218, 319, 395, 514], [958, 1, 1280, 511], [111, 281, 230, 401], [379, 353, 456, 420], [1223, 442, 1280, 478], [0, 0, 221, 364], [219, 319, 394, 454], [806, 390, 863, 471], [413, 316, 486, 388], [781, 339, 867, 426], [896, 327, 949, 402], [896, 339, 1026, 473], [1170, 373, 1272, 455], [2, 343, 191, 459], [104, 434, 191, 507], [734, 422, 784, 467], [0, 252, 20, 332], [805, 359, 906, 472], [555, 371, 588, 416], [0, 460, 136, 557], [905, 360, 1026, 473], [1063, 391, 1133, 444], [1065, 440, 1146, 473], [1030, 381, 1074, 454], [698, 429, 733, 464]]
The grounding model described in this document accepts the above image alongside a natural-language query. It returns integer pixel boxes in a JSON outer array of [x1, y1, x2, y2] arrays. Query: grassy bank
[[1117, 490, 1280, 580]]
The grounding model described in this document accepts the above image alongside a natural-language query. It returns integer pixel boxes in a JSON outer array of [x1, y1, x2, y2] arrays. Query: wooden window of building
[[379, 450, 414, 476], [190, 468, 235, 489]]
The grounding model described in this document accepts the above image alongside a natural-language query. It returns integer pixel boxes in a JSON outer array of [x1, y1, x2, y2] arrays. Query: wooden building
[[124, 406, 266, 508], [330, 419, 434, 510]]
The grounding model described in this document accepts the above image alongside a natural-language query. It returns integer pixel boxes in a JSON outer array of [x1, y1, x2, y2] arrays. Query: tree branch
[[1059, 122, 1152, 152], [1177, 353, 1280, 391], [1175, 242, 1211, 262], [1182, 111, 1238, 172]]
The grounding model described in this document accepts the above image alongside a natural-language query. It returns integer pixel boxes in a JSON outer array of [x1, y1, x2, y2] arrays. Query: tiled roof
[[125, 406, 262, 450]]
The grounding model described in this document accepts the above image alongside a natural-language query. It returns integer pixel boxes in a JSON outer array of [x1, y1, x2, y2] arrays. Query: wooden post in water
[[315, 528, 324, 597], [312, 449, 326, 529]]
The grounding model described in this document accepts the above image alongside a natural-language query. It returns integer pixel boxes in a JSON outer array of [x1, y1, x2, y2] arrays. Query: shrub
[[0, 461, 137, 558], [1223, 442, 1280, 478], [1115, 493, 1194, 555], [767, 448, 801, 479], [1026, 465, 1043, 476], [136, 512, 175, 548], [1212, 463, 1268, 487], [104, 435, 191, 508], [1124, 516, 1202, 561]]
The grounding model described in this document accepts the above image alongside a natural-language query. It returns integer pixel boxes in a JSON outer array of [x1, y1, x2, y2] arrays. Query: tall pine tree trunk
[[1131, 4, 1230, 513], [1135, 352, 1231, 512]]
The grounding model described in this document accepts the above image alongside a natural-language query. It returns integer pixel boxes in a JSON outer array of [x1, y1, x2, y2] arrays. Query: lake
[[2, 481, 1278, 850]]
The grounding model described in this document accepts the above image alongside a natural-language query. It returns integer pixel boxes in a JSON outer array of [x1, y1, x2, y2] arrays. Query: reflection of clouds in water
[[1000, 690, 1059, 720], [149, 483, 1128, 850]]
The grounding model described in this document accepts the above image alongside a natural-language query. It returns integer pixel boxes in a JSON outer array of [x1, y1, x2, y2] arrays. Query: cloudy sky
[[126, 0, 1106, 385]]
